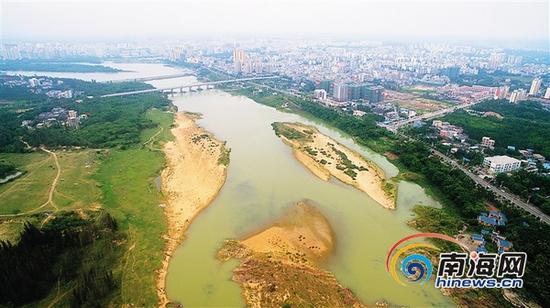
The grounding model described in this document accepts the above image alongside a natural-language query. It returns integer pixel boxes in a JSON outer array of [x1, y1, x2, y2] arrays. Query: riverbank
[[218, 201, 364, 307], [272, 122, 397, 209], [158, 112, 229, 306]]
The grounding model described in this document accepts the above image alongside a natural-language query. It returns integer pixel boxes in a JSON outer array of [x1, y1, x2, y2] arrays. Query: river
[[7, 62, 453, 307]]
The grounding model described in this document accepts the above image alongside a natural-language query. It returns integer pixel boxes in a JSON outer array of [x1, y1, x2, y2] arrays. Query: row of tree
[[496, 169, 550, 215]]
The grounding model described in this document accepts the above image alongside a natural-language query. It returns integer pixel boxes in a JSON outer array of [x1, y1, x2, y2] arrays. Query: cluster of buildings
[[21, 107, 86, 129], [508, 77, 550, 103], [472, 210, 512, 254], [322, 82, 384, 103], [1, 76, 78, 99], [46, 89, 73, 99], [429, 115, 549, 174], [432, 120, 467, 140], [231, 49, 266, 75]]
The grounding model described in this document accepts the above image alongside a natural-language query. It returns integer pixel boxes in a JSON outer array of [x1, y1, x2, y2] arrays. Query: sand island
[[158, 112, 230, 306], [272, 122, 397, 209], [218, 201, 364, 308]]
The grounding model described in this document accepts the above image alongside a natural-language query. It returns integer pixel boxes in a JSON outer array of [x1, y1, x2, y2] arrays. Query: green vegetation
[[0, 60, 123, 73], [332, 146, 361, 180], [0, 150, 101, 215], [218, 145, 231, 166], [412, 205, 464, 237], [0, 161, 16, 178], [453, 70, 532, 89], [271, 122, 311, 141], [496, 170, 550, 215], [93, 148, 166, 305], [170, 61, 228, 81], [0, 152, 57, 215], [0, 78, 156, 152], [394, 141, 487, 218], [0, 74, 175, 305], [444, 100, 550, 156], [235, 88, 287, 109], [382, 180, 398, 202], [24, 94, 169, 149], [0, 210, 121, 307], [395, 140, 550, 306], [89, 106, 174, 305], [240, 87, 394, 153], [0, 110, 172, 305]]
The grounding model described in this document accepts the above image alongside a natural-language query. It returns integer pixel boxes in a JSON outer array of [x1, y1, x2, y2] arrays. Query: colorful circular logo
[[386, 233, 469, 286]]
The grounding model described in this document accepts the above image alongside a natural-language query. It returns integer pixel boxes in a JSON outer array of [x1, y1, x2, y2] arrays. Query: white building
[[483, 155, 521, 173], [529, 77, 542, 96], [313, 89, 327, 100], [509, 89, 526, 103], [481, 136, 495, 149], [28, 78, 40, 88]]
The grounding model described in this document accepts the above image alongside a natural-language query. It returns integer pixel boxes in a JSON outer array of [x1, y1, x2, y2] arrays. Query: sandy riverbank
[[157, 112, 229, 306], [272, 122, 397, 209], [218, 201, 364, 308]]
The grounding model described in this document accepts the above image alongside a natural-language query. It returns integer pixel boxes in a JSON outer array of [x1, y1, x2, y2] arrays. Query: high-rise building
[[333, 83, 349, 102], [1, 44, 22, 60], [488, 52, 505, 70], [318, 80, 333, 92], [232, 49, 246, 63], [364, 85, 384, 103], [509, 89, 527, 103], [494, 85, 509, 100], [232, 49, 246, 73], [529, 77, 542, 96], [349, 84, 363, 100], [544, 87, 550, 99]]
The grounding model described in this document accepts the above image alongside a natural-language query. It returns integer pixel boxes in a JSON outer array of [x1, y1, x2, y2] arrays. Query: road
[[388, 97, 490, 129], [98, 76, 281, 98], [431, 150, 550, 224], [102, 72, 196, 83]]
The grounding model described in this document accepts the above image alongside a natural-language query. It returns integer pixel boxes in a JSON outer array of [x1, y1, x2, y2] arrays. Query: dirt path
[[143, 127, 164, 151], [0, 147, 61, 217]]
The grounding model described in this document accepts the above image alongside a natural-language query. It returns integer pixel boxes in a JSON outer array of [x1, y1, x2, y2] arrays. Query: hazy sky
[[1, 0, 549, 45]]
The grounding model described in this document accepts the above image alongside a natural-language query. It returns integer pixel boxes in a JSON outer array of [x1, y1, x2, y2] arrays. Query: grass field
[[0, 150, 101, 215], [0, 152, 54, 215], [0, 108, 175, 306], [92, 108, 174, 306]]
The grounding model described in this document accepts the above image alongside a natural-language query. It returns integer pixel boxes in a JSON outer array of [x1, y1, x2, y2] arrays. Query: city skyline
[[1, 0, 549, 49]]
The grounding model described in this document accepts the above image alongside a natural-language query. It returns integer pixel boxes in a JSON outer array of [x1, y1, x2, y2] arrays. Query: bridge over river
[[98, 76, 280, 98], [102, 72, 196, 83]]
